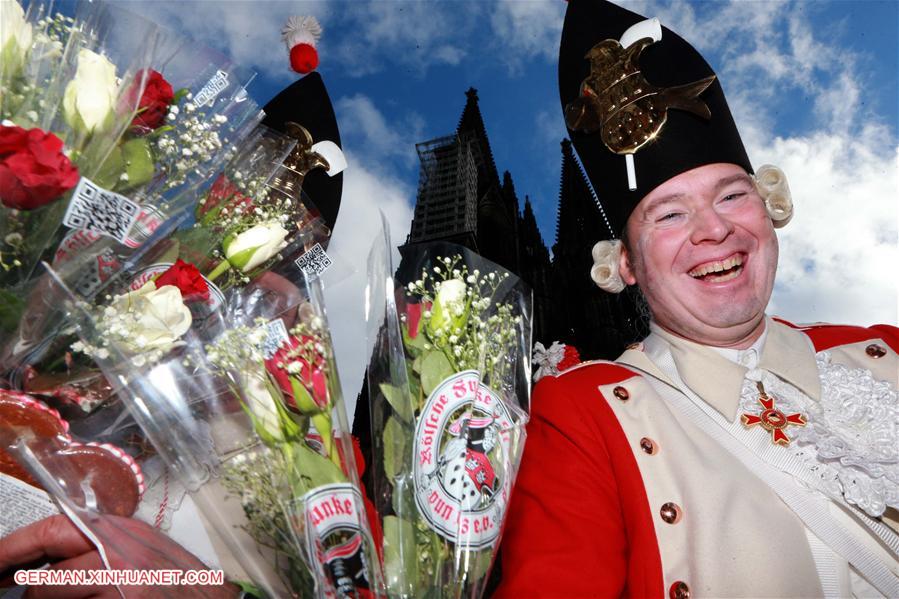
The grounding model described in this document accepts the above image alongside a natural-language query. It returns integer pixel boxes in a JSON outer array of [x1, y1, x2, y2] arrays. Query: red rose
[[123, 69, 174, 133], [0, 125, 80, 210], [405, 302, 423, 339], [196, 173, 254, 220], [264, 335, 328, 414], [155, 259, 210, 302]]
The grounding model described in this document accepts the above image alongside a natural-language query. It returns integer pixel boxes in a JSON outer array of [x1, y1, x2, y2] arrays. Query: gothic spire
[[456, 87, 501, 193]]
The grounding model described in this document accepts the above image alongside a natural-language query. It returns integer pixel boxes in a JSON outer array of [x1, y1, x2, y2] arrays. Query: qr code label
[[63, 177, 141, 243], [294, 243, 332, 277], [259, 318, 290, 359]]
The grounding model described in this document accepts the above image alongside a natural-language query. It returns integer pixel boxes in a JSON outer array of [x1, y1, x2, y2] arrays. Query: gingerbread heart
[[0, 390, 68, 488], [0, 390, 144, 517], [49, 442, 145, 517]]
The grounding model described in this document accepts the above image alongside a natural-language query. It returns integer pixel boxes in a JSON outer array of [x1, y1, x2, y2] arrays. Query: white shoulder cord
[[629, 352, 899, 598]]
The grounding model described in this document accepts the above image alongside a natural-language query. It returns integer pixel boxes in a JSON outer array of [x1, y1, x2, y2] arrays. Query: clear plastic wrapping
[[363, 218, 532, 598]]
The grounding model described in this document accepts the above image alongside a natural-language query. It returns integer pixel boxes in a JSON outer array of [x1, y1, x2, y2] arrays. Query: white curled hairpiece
[[754, 164, 793, 227], [590, 239, 626, 293]]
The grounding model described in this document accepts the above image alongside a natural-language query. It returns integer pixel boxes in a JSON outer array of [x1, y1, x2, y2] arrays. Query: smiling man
[[496, 1, 899, 597]]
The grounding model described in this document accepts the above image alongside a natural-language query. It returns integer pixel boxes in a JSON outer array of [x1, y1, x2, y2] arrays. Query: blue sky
[[110, 0, 899, 406]]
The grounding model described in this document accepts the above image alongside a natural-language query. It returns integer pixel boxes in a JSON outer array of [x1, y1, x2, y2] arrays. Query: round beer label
[[412, 369, 515, 548], [300, 483, 374, 599]]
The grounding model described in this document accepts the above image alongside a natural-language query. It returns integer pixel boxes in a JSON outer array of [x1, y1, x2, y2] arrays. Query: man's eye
[[656, 212, 682, 222], [722, 192, 746, 202]]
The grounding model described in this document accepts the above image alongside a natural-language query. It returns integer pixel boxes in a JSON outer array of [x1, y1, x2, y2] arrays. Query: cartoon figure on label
[[316, 531, 372, 599], [439, 411, 501, 511]]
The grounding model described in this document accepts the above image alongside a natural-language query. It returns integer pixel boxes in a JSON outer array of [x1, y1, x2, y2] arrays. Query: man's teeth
[[689, 255, 743, 278]]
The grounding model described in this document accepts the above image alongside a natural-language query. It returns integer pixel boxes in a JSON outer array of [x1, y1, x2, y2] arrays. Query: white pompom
[[282, 16, 322, 50]]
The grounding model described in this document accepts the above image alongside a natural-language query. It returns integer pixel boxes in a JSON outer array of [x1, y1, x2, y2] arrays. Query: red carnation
[[557, 345, 582, 372], [123, 69, 174, 133], [0, 125, 80, 210], [155, 259, 209, 302], [264, 335, 329, 414]]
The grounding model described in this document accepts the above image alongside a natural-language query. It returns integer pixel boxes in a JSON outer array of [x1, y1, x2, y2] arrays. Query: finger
[[0, 515, 94, 571], [21, 552, 115, 599]]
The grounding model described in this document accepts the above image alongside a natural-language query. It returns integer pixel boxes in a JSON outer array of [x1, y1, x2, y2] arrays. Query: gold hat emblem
[[565, 37, 716, 155]]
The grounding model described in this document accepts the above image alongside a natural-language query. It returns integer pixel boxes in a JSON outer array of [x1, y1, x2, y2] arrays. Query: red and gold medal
[[741, 382, 806, 446]]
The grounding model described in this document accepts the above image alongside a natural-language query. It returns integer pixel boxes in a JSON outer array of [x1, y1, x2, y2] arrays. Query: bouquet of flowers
[[0, 118, 375, 597], [19, 246, 383, 597], [364, 225, 532, 597], [0, 0, 261, 339]]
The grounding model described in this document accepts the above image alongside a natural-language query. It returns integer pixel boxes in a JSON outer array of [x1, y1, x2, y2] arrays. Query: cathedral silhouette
[[402, 88, 648, 361]]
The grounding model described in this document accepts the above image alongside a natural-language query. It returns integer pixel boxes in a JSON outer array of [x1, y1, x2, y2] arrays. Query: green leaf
[[383, 516, 418, 595], [420, 350, 453, 396], [292, 441, 345, 491], [379, 382, 412, 423], [289, 376, 321, 415], [382, 415, 409, 482], [92, 146, 124, 190], [119, 137, 155, 190], [173, 87, 190, 103]]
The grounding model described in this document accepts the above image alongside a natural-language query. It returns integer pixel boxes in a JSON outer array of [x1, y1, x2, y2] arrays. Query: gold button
[[669, 581, 691, 599], [866, 343, 887, 358], [660, 502, 682, 524], [640, 437, 658, 455], [613, 386, 630, 401]]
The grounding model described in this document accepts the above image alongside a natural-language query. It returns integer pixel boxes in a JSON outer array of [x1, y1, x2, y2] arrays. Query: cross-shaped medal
[[741, 381, 806, 446]]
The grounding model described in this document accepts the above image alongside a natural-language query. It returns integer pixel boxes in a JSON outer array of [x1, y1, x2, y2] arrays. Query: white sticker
[[194, 70, 230, 107], [295, 243, 332, 277], [412, 370, 515, 548], [258, 318, 289, 359], [63, 177, 140, 243]]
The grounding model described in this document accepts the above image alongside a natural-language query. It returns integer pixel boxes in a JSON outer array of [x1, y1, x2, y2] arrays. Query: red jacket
[[495, 322, 899, 598]]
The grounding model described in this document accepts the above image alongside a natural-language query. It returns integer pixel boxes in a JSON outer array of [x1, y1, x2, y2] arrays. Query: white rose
[[0, 1, 32, 74], [113, 281, 192, 353], [63, 48, 118, 134], [223, 222, 289, 272], [240, 367, 283, 444], [427, 278, 469, 336]]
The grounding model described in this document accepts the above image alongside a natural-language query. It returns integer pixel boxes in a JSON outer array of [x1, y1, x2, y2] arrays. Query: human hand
[[0, 514, 238, 598]]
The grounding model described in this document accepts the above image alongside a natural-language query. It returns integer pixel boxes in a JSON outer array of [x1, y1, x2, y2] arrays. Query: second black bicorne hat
[[262, 72, 343, 235], [559, 0, 752, 235]]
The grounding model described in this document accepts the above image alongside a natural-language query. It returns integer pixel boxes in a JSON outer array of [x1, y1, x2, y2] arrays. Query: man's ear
[[619, 242, 638, 286]]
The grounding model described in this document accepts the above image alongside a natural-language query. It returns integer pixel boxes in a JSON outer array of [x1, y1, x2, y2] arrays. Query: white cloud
[[334, 95, 424, 170], [759, 127, 898, 326], [489, 0, 565, 72], [322, 153, 413, 423], [329, 2, 480, 77], [127, 1, 330, 84]]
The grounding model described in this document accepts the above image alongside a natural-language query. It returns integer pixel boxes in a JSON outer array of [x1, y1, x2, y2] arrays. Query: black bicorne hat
[[559, 0, 752, 235], [262, 72, 343, 234]]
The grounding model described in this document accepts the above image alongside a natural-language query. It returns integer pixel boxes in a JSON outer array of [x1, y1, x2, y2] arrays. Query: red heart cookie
[[0, 390, 144, 517], [0, 390, 68, 488], [50, 442, 145, 517]]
